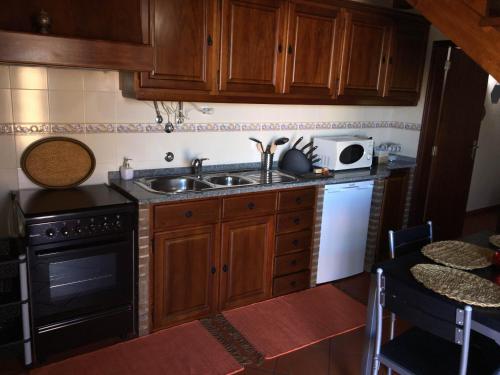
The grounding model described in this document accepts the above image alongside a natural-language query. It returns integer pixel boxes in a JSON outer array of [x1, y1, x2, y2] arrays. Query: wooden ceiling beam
[[406, 0, 500, 81]]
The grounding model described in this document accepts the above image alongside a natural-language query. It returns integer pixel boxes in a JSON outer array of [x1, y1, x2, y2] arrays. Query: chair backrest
[[388, 221, 433, 259], [375, 268, 473, 375]]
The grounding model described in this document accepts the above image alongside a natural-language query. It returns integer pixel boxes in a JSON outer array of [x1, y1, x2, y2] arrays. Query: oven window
[[339, 144, 364, 164], [49, 254, 117, 300]]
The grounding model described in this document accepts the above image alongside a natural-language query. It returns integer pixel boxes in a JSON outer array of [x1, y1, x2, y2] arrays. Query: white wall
[[467, 75, 500, 211]]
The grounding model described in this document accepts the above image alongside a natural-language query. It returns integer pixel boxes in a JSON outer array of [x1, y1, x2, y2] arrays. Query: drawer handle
[[295, 197, 302, 205], [211, 266, 216, 274], [290, 259, 297, 266], [292, 239, 299, 247], [293, 217, 301, 225], [185, 210, 193, 218], [223, 264, 228, 273], [247, 202, 256, 210], [290, 280, 297, 287]]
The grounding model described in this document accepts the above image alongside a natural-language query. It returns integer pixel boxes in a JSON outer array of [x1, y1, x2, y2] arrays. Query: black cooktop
[[17, 184, 133, 218]]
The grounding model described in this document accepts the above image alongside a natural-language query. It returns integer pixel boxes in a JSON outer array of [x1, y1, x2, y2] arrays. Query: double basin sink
[[135, 170, 297, 195]]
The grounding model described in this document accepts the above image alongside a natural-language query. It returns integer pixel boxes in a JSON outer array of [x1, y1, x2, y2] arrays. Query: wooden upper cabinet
[[219, 216, 275, 310], [153, 225, 219, 329], [383, 19, 429, 103], [219, 0, 287, 94], [283, 1, 343, 98], [138, 0, 216, 92], [339, 10, 392, 98]]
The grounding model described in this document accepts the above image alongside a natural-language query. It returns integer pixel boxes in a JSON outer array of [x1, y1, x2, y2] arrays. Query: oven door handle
[[33, 240, 129, 259]]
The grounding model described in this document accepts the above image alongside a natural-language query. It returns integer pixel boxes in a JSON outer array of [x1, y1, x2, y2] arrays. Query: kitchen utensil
[[279, 148, 311, 174], [21, 137, 95, 189], [256, 143, 264, 154], [292, 136, 303, 149], [270, 143, 277, 154], [274, 137, 289, 146], [311, 158, 321, 164], [249, 137, 264, 151], [153, 101, 163, 124], [300, 141, 314, 152], [305, 146, 318, 158]]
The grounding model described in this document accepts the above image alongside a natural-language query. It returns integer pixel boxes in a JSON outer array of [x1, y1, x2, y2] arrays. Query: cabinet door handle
[[185, 210, 193, 218], [207, 34, 213, 46], [247, 202, 256, 210], [389, 56, 393, 65], [290, 280, 297, 287], [295, 197, 302, 205], [382, 56, 386, 64], [211, 266, 216, 274], [288, 45, 293, 54], [292, 239, 299, 247], [290, 259, 297, 266], [278, 44, 283, 53], [223, 264, 228, 273], [293, 217, 301, 225]]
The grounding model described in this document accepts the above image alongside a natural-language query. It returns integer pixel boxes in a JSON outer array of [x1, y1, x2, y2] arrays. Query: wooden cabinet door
[[219, 216, 275, 310], [219, 0, 287, 94], [139, 0, 216, 92], [153, 224, 219, 329], [383, 19, 429, 103], [283, 1, 343, 98], [377, 169, 410, 261], [339, 10, 392, 98]]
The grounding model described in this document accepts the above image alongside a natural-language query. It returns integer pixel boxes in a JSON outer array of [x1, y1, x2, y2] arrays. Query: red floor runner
[[223, 284, 367, 359], [30, 321, 244, 375]]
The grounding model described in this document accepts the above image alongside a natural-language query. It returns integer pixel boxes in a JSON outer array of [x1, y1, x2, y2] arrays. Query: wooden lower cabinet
[[219, 215, 275, 311], [153, 225, 219, 329], [151, 187, 316, 330]]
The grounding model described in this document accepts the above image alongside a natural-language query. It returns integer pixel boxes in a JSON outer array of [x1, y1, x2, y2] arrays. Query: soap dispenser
[[120, 157, 134, 180]]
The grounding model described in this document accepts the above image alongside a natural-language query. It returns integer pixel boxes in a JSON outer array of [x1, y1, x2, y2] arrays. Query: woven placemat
[[421, 240, 493, 270], [411, 264, 500, 307], [490, 235, 500, 248]]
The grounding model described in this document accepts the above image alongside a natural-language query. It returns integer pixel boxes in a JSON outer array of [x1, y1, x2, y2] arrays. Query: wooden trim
[[465, 204, 500, 216], [0, 30, 153, 71]]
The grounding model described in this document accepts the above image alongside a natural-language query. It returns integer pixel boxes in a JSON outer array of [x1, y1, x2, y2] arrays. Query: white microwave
[[313, 136, 374, 171]]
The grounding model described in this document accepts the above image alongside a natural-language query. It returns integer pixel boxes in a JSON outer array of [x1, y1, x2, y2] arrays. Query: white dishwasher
[[316, 180, 374, 283]]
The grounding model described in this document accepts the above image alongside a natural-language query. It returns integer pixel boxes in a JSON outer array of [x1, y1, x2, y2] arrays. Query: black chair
[[372, 268, 500, 375], [388, 221, 433, 259]]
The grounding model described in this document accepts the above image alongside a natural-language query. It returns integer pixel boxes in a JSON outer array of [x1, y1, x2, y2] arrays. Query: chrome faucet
[[192, 158, 209, 178]]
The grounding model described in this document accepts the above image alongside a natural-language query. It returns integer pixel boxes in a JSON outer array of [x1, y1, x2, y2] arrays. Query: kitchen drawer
[[273, 271, 309, 297], [278, 188, 315, 212], [274, 251, 310, 277], [222, 192, 277, 220], [276, 209, 314, 234], [154, 199, 220, 230], [275, 230, 312, 255]]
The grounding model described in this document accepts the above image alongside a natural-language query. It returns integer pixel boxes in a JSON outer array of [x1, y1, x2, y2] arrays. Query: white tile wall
[[0, 89, 13, 123], [83, 70, 119, 92], [11, 89, 49, 123], [48, 68, 84, 90], [9, 66, 47, 90], [84, 91, 117, 123], [0, 65, 10, 89], [49, 90, 85, 123]]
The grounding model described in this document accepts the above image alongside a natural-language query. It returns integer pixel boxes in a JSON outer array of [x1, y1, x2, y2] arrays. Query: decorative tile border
[[0, 121, 421, 135]]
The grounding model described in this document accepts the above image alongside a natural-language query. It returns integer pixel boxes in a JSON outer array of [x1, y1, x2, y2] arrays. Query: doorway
[[411, 41, 488, 240]]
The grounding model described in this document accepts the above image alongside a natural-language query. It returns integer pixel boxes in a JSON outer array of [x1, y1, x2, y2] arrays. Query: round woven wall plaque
[[421, 240, 493, 270], [21, 137, 95, 189], [411, 264, 500, 308], [490, 235, 500, 249]]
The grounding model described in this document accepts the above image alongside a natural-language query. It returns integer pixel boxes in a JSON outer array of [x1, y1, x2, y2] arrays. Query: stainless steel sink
[[135, 177, 211, 194], [204, 175, 255, 186]]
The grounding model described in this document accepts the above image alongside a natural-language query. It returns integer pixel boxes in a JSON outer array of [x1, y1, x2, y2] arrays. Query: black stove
[[16, 184, 137, 362]]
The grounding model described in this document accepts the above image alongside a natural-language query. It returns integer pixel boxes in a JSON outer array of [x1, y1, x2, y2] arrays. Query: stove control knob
[[89, 224, 96, 232], [74, 225, 82, 234], [45, 228, 56, 238], [60, 227, 69, 236], [115, 220, 121, 229]]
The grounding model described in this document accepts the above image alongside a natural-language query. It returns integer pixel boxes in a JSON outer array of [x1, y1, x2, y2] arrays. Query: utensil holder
[[261, 153, 273, 171]]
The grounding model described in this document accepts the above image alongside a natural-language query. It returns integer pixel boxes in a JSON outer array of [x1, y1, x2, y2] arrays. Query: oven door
[[29, 237, 134, 326]]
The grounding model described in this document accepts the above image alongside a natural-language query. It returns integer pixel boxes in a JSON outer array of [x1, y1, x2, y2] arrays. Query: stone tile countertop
[[109, 155, 416, 204]]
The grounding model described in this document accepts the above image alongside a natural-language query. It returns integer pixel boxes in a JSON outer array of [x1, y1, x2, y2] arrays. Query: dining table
[[361, 230, 500, 375]]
